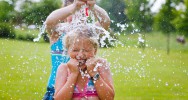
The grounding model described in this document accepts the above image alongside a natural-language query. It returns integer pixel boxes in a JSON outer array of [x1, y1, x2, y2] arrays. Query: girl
[[43, 0, 111, 99], [54, 27, 115, 100]]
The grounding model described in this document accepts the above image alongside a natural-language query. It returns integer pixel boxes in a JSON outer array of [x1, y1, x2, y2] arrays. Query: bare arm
[[45, 4, 76, 34], [86, 58, 115, 100], [45, 0, 86, 34], [87, 0, 111, 30], [94, 60, 115, 100], [92, 4, 111, 30], [54, 64, 78, 100], [54, 59, 80, 100]]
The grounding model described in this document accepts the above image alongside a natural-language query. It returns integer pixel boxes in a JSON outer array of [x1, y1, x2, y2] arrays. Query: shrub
[[25, 34, 35, 41], [0, 23, 16, 38], [17, 34, 25, 40], [99, 30, 118, 48], [16, 33, 36, 41]]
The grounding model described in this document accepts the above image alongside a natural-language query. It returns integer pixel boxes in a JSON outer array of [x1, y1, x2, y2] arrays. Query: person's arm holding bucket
[[86, 0, 111, 30], [45, 0, 86, 34]]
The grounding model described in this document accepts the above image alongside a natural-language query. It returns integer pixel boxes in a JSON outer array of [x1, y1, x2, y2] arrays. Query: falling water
[[33, 24, 46, 42], [56, 4, 116, 47], [33, 4, 116, 47], [32, 4, 149, 79], [33, 3, 149, 83]]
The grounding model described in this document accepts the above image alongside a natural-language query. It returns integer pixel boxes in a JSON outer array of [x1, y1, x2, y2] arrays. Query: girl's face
[[68, 37, 97, 65]]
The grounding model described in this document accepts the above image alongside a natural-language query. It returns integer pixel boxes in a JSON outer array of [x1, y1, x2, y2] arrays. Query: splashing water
[[33, 24, 46, 42], [33, 4, 116, 47], [32, 4, 148, 80], [62, 4, 116, 47]]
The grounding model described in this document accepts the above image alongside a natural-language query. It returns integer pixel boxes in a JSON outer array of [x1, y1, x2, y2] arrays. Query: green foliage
[[0, 1, 14, 22], [99, 30, 118, 48], [125, 0, 154, 32], [17, 34, 35, 41], [0, 23, 15, 38], [172, 1, 188, 37], [15, 28, 43, 42], [98, 0, 127, 31], [20, 0, 61, 25], [154, 0, 176, 33]]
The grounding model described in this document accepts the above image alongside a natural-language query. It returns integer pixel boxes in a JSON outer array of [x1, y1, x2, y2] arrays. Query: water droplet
[[165, 82, 168, 86]]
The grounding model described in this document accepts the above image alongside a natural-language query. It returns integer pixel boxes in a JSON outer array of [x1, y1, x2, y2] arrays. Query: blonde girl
[[54, 27, 114, 100]]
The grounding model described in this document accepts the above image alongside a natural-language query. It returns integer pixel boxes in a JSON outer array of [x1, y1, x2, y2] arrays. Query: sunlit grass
[[0, 39, 50, 99], [118, 32, 188, 51], [100, 47, 188, 99], [0, 32, 188, 99]]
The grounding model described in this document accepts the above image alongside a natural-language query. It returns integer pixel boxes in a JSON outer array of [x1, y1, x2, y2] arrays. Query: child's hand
[[86, 0, 96, 9], [73, 0, 86, 10], [67, 59, 80, 75], [86, 57, 99, 77]]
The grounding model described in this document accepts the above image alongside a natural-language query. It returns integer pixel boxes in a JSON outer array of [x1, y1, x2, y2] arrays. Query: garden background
[[0, 0, 188, 99]]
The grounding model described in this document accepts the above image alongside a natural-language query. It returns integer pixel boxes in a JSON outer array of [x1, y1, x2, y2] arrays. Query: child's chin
[[79, 64, 87, 70]]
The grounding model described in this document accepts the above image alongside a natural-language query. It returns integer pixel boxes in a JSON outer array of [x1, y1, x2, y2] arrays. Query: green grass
[[0, 32, 188, 100], [15, 28, 39, 38], [0, 39, 50, 99], [101, 47, 188, 100]]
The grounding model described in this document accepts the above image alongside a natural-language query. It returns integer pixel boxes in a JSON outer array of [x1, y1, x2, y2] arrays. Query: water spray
[[33, 24, 46, 42], [33, 4, 116, 48]]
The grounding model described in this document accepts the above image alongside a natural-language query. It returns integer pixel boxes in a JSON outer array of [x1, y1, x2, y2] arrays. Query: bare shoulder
[[55, 63, 69, 93], [56, 63, 69, 84], [57, 63, 68, 74]]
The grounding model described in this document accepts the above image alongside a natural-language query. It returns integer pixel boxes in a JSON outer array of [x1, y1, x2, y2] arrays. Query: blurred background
[[0, 0, 188, 99]]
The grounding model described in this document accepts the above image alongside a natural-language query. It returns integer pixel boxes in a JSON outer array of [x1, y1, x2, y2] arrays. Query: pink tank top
[[72, 78, 98, 99], [67, 69, 98, 99]]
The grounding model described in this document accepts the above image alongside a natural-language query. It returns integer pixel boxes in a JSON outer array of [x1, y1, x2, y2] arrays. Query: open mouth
[[77, 59, 86, 66]]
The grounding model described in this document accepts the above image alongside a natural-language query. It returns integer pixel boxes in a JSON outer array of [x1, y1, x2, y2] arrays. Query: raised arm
[[87, 0, 111, 30], [45, 0, 85, 34], [92, 5, 111, 30]]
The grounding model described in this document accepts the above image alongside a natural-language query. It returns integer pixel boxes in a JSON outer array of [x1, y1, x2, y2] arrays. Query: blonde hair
[[64, 27, 99, 50]]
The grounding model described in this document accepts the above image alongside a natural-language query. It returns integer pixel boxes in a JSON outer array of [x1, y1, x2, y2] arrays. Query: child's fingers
[[77, 0, 86, 4], [74, 0, 86, 9], [87, 1, 96, 9]]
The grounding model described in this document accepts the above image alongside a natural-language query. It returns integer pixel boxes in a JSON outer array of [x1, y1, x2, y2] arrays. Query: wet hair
[[62, 0, 74, 7], [64, 26, 99, 50]]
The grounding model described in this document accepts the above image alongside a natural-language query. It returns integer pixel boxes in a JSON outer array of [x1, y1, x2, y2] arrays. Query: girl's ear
[[94, 48, 97, 55], [67, 48, 71, 55]]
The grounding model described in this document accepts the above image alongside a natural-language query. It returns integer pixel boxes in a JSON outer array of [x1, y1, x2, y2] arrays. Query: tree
[[125, 0, 155, 50], [125, 0, 154, 32], [172, 0, 188, 37], [154, 0, 176, 54], [0, 1, 14, 22], [18, 0, 61, 25], [97, 0, 127, 32]]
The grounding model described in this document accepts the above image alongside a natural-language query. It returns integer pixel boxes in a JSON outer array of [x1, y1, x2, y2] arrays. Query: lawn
[[0, 31, 188, 100]]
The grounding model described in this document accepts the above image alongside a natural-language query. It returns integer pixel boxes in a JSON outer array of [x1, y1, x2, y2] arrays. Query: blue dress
[[43, 33, 70, 100]]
